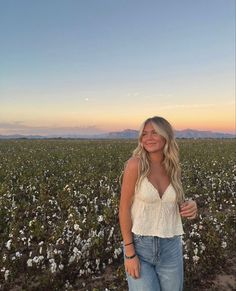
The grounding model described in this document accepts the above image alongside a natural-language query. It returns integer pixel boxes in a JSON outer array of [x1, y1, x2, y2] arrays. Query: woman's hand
[[180, 200, 198, 219], [125, 255, 140, 279]]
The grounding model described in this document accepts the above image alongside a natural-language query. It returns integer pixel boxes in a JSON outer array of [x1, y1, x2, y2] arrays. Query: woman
[[119, 116, 198, 291]]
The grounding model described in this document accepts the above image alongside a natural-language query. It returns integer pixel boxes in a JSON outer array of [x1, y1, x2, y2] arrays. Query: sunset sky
[[0, 0, 235, 136]]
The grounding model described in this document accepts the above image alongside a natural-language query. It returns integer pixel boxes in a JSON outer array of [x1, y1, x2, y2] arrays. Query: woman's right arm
[[119, 157, 140, 279]]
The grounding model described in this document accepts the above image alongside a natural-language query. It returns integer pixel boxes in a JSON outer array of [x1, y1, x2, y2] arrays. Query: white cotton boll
[[98, 215, 103, 222], [98, 230, 104, 237], [4, 270, 9, 281], [193, 255, 200, 263], [189, 231, 195, 237], [222, 241, 227, 248], [84, 261, 90, 268], [64, 280, 70, 288], [108, 227, 114, 240], [6, 240, 12, 250], [56, 238, 62, 245], [33, 256, 39, 264], [47, 247, 53, 259], [107, 198, 111, 207], [50, 263, 57, 273], [27, 259, 33, 267], [200, 244, 206, 251], [69, 255, 76, 264], [64, 185, 71, 191], [75, 235, 81, 245], [91, 230, 97, 237], [49, 259, 57, 273], [96, 259, 100, 270], [59, 264, 64, 270], [193, 248, 198, 255], [74, 224, 81, 231]]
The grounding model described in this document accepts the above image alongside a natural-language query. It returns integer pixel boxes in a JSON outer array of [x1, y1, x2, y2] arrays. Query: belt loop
[[157, 236, 160, 257]]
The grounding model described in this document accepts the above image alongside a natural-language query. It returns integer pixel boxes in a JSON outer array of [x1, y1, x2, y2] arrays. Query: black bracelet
[[124, 241, 134, 246], [125, 253, 136, 260]]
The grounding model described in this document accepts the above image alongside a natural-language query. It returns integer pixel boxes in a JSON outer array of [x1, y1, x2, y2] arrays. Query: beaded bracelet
[[124, 241, 134, 246], [125, 253, 136, 259]]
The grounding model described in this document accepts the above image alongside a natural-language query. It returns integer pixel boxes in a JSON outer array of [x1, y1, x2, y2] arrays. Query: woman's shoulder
[[125, 156, 140, 169], [123, 157, 140, 178]]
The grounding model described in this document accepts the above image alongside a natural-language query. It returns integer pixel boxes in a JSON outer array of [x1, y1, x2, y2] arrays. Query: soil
[[193, 254, 236, 291], [77, 254, 236, 291]]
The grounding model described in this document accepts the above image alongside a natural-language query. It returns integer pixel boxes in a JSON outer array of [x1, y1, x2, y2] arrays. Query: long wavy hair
[[120, 116, 185, 203]]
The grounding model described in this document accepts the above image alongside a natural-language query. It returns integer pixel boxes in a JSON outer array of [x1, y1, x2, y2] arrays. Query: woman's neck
[[148, 152, 164, 165]]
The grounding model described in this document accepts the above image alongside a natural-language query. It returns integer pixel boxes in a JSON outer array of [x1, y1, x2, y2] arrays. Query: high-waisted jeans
[[124, 233, 183, 291]]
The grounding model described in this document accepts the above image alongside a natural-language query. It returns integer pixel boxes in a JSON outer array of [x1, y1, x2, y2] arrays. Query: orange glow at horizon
[[1, 100, 235, 134]]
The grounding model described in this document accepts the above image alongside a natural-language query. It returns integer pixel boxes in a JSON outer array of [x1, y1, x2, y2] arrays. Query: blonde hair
[[120, 116, 185, 203]]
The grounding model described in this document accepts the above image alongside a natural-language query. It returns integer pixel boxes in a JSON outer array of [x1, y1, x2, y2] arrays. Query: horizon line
[[0, 127, 235, 137]]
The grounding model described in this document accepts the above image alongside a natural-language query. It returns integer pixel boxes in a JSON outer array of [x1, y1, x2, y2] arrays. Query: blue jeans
[[124, 233, 183, 291]]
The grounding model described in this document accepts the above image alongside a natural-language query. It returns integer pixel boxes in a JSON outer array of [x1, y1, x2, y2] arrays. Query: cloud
[[0, 122, 105, 136], [127, 92, 140, 97], [159, 101, 235, 109], [0, 121, 29, 129], [160, 103, 215, 109]]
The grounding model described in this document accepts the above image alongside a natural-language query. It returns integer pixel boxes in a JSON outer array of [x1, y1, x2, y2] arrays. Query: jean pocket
[[132, 233, 143, 243]]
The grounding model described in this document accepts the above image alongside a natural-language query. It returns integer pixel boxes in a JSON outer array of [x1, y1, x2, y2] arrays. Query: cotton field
[[0, 139, 235, 290]]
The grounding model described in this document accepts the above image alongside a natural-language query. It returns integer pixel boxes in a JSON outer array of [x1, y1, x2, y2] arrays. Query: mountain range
[[0, 129, 235, 139]]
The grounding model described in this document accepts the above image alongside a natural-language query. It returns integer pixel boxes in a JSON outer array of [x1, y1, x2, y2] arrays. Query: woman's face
[[141, 122, 166, 153]]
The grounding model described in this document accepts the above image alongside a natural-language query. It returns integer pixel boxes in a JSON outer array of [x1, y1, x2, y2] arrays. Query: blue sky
[[0, 0, 235, 135]]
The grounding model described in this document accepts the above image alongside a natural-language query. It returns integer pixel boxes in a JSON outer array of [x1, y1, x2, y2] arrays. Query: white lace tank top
[[131, 176, 184, 237]]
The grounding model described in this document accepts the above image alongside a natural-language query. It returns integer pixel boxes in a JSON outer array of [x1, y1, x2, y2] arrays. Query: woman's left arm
[[179, 200, 198, 220]]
